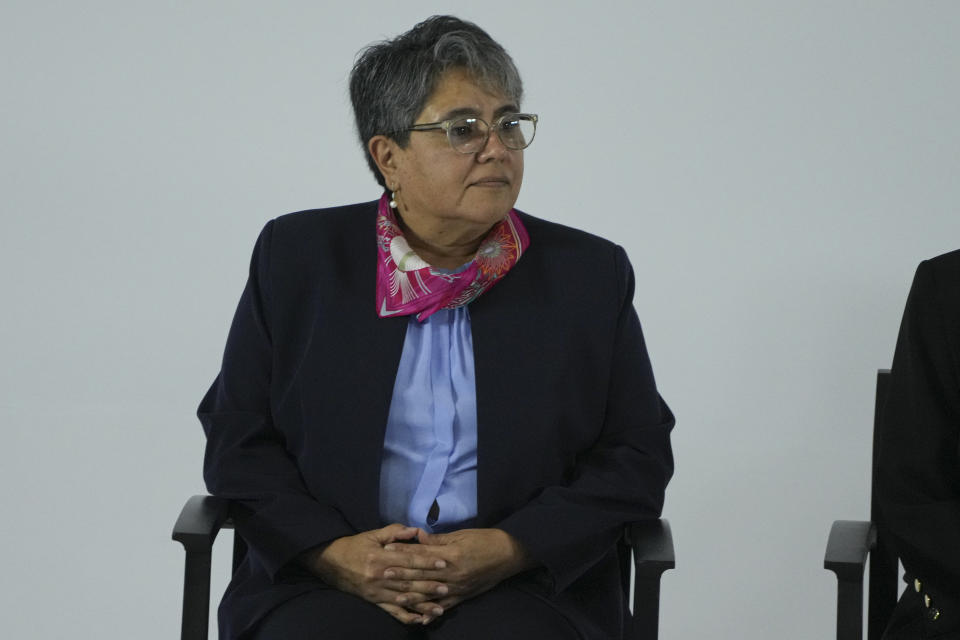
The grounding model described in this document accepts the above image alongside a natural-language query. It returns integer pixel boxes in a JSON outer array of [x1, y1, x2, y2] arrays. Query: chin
[[458, 206, 513, 227], [462, 193, 518, 224]]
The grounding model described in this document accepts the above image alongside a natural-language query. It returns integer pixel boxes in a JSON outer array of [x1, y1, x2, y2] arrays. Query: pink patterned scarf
[[375, 193, 530, 322]]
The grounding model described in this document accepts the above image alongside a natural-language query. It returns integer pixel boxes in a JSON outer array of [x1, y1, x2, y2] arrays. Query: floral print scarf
[[375, 192, 530, 322]]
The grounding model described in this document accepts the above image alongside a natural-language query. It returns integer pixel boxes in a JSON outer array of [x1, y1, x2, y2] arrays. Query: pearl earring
[[389, 191, 398, 209]]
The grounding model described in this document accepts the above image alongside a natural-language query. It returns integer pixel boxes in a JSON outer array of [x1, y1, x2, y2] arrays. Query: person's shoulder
[[516, 210, 619, 255], [262, 201, 378, 256], [514, 211, 636, 310], [252, 201, 377, 270], [915, 248, 960, 296], [514, 211, 634, 300], [911, 248, 960, 321], [920, 248, 960, 277], [272, 200, 378, 237]]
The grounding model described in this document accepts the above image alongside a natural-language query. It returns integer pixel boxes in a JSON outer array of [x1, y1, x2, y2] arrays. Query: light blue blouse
[[378, 306, 478, 532]]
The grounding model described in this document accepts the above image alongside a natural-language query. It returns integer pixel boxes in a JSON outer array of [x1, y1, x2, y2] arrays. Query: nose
[[475, 126, 510, 162]]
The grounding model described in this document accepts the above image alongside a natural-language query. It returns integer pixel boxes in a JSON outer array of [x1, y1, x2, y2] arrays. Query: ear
[[368, 135, 403, 190]]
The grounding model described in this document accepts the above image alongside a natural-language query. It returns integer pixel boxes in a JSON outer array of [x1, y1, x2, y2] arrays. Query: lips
[[471, 177, 510, 186]]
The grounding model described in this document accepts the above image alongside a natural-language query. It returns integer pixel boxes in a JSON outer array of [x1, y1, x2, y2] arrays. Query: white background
[[2, 1, 959, 638]]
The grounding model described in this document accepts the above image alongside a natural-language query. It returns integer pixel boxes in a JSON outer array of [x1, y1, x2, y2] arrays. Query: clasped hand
[[304, 524, 531, 625]]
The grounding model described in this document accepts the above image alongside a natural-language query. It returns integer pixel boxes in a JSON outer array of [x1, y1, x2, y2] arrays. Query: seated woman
[[199, 15, 674, 640], [878, 249, 960, 640]]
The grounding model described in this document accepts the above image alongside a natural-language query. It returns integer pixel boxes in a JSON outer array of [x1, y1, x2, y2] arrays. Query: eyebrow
[[435, 103, 519, 122]]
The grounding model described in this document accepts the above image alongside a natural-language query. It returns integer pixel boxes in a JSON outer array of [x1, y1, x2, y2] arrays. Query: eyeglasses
[[404, 113, 538, 154]]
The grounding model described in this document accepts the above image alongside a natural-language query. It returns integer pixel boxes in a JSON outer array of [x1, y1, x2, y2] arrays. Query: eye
[[499, 116, 520, 131], [449, 118, 479, 140]]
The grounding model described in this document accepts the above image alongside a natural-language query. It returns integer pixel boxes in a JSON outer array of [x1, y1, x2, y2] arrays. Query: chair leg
[[181, 550, 213, 640], [836, 578, 864, 640]]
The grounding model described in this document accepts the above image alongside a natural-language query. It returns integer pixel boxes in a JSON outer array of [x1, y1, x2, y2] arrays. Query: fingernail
[[384, 544, 395, 552], [432, 607, 443, 616], [396, 596, 407, 604], [435, 560, 446, 569], [436, 585, 448, 595], [384, 570, 395, 578], [422, 617, 432, 625]]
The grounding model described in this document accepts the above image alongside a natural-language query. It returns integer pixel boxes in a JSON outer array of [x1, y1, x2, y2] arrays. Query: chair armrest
[[824, 520, 875, 582], [629, 518, 675, 577], [627, 519, 673, 640], [172, 494, 233, 553]]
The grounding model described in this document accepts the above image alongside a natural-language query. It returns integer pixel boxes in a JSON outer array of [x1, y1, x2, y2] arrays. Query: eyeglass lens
[[448, 115, 535, 153]]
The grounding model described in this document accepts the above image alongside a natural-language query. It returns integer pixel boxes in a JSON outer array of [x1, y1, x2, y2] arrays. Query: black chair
[[172, 496, 675, 640], [824, 369, 899, 640]]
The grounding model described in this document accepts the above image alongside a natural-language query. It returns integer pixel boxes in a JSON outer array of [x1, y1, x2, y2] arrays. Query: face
[[380, 68, 525, 235]]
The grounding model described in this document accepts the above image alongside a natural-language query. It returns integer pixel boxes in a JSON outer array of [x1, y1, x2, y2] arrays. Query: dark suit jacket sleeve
[[198, 220, 354, 581], [877, 257, 960, 591], [495, 245, 675, 594]]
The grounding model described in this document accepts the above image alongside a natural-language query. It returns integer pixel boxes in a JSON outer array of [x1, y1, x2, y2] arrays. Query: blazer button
[[927, 607, 941, 622], [924, 594, 932, 608], [914, 578, 923, 593]]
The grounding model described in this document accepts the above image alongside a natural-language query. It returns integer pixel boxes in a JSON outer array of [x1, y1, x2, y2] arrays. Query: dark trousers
[[249, 582, 582, 640]]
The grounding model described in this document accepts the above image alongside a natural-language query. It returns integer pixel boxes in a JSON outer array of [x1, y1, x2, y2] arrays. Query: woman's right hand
[[300, 524, 450, 625]]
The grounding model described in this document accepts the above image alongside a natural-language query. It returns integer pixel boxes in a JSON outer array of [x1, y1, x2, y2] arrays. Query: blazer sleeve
[[495, 245, 675, 594], [877, 258, 960, 590], [198, 221, 354, 581]]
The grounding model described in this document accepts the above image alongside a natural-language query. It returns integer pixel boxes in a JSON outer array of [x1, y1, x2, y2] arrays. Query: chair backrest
[[867, 369, 898, 640]]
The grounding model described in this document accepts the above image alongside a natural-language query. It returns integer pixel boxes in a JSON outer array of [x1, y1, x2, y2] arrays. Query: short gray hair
[[349, 15, 524, 188]]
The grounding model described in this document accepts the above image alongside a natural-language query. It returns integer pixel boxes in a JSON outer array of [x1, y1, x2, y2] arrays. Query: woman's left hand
[[382, 528, 533, 623]]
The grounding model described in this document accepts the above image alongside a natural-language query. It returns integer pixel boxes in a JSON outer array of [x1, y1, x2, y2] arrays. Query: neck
[[396, 211, 496, 271]]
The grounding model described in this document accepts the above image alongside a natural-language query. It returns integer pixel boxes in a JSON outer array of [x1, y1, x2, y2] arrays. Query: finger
[[433, 595, 462, 610], [381, 547, 448, 570], [382, 541, 436, 554], [417, 530, 452, 545], [384, 544, 456, 574], [376, 602, 423, 625], [384, 580, 449, 598], [410, 600, 447, 619], [374, 524, 420, 545], [382, 566, 445, 581], [410, 595, 465, 623], [387, 526, 422, 543], [393, 590, 438, 607]]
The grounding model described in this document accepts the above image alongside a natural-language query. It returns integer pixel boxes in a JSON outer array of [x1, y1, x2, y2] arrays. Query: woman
[[199, 15, 674, 640], [878, 250, 960, 640]]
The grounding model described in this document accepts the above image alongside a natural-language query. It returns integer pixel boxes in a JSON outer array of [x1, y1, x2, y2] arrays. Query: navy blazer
[[878, 249, 960, 639], [199, 201, 675, 639]]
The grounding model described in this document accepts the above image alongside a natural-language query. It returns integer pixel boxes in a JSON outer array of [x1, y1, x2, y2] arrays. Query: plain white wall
[[2, 1, 959, 638]]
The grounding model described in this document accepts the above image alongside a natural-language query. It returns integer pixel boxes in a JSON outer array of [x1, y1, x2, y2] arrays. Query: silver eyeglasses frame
[[402, 113, 538, 154]]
